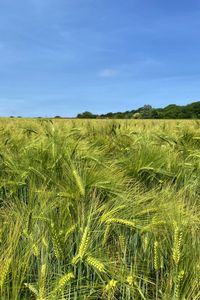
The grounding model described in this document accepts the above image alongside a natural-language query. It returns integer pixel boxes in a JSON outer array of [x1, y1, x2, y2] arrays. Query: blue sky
[[0, 0, 200, 116]]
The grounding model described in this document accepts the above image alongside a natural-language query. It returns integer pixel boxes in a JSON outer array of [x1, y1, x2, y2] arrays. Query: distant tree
[[106, 112, 114, 118], [162, 104, 181, 119], [151, 109, 159, 119], [115, 112, 124, 119], [132, 112, 142, 119], [139, 105, 153, 118], [54, 116, 62, 119], [143, 104, 152, 110], [77, 111, 96, 119]]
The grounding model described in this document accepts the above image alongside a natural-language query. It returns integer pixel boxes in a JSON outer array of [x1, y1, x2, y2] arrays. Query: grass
[[0, 119, 199, 299]]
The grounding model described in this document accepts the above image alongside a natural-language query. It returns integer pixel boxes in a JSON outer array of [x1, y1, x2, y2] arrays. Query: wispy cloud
[[99, 68, 120, 77]]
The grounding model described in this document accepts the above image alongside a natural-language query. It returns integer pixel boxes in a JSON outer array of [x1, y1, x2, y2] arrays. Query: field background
[[0, 119, 199, 300]]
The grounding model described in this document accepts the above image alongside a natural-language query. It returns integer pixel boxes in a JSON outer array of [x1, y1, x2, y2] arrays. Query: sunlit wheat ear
[[119, 234, 125, 250], [104, 279, 118, 299], [38, 263, 46, 300], [72, 168, 85, 196], [52, 272, 74, 294], [175, 270, 184, 300], [50, 223, 63, 259], [78, 226, 90, 259], [0, 257, 12, 289], [172, 224, 183, 265], [141, 219, 166, 233], [24, 283, 38, 297], [143, 235, 148, 252], [153, 240, 159, 271], [103, 278, 118, 300], [100, 205, 126, 223], [103, 224, 110, 246], [126, 275, 135, 286], [65, 223, 77, 241], [86, 255, 105, 273], [106, 217, 136, 229]]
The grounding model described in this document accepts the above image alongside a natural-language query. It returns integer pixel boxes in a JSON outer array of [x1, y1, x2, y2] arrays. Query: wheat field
[[0, 119, 199, 300]]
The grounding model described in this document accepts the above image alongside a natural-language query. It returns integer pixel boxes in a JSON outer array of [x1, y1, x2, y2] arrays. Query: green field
[[0, 119, 199, 299]]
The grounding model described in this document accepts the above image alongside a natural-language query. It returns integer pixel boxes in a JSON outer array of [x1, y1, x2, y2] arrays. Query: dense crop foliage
[[0, 119, 199, 300]]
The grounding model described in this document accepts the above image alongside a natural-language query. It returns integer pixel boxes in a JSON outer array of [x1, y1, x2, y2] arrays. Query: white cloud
[[99, 68, 120, 77]]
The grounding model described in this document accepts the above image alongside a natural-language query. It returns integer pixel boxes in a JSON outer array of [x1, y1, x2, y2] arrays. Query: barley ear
[[78, 226, 90, 260], [24, 283, 39, 297], [106, 218, 136, 229], [0, 258, 12, 289], [172, 226, 182, 265], [86, 255, 105, 273], [72, 168, 85, 196], [52, 272, 75, 294]]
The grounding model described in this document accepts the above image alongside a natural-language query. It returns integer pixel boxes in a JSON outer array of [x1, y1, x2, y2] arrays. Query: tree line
[[76, 101, 200, 119]]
